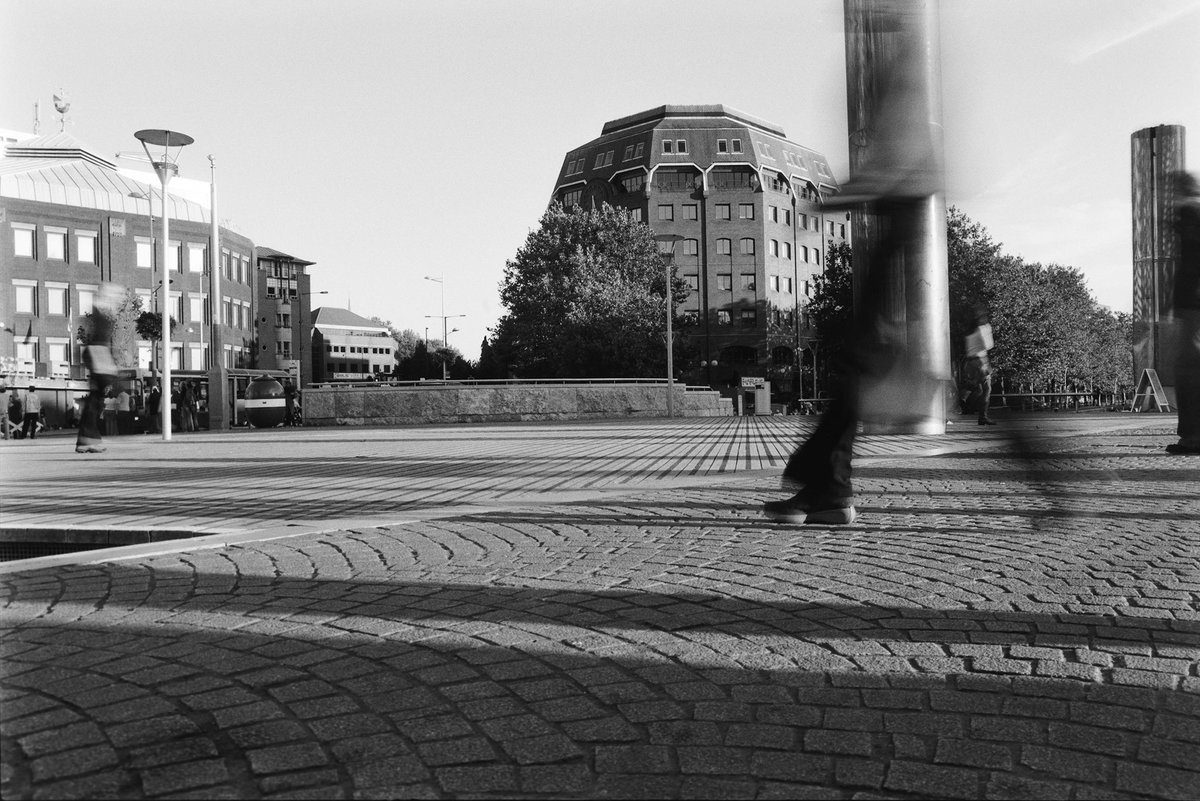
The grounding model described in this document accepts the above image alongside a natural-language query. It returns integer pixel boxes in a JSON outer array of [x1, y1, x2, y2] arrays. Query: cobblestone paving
[[1, 425, 1198, 799]]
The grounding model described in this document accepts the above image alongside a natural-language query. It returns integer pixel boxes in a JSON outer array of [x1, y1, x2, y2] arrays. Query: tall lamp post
[[656, 235, 684, 418], [135, 129, 193, 442], [423, 274, 464, 380]]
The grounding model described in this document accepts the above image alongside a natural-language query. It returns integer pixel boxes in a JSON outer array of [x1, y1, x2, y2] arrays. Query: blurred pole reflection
[[840, 0, 951, 435]]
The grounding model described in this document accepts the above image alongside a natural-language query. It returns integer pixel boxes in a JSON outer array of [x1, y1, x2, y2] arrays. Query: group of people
[[4, 385, 44, 440]]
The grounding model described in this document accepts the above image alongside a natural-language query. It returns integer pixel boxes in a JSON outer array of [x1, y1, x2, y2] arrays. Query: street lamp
[[423, 275, 464, 380], [656, 235, 684, 418], [134, 128, 193, 441]]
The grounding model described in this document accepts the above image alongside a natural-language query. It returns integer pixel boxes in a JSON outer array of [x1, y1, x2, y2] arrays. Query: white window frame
[[136, 237, 154, 268], [46, 282, 70, 316], [76, 231, 98, 264], [12, 223, 36, 258], [45, 227, 68, 261], [14, 280, 38, 314]]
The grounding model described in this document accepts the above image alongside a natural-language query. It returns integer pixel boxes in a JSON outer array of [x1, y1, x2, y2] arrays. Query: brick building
[[551, 105, 848, 398], [0, 131, 315, 428], [310, 307, 397, 382]]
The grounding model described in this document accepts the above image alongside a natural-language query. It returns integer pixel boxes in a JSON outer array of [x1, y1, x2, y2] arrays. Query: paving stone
[[247, 742, 331, 774]]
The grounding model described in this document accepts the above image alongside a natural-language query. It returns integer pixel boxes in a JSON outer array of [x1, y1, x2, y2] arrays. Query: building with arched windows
[[551, 105, 849, 400]]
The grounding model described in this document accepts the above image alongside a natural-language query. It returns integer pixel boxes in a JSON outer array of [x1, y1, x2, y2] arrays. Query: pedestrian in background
[[102, 388, 118, 436], [145, 383, 161, 434], [962, 305, 996, 426], [76, 283, 122, 454], [116, 384, 133, 435], [180, 381, 196, 432], [1168, 170, 1200, 454], [21, 385, 42, 440]]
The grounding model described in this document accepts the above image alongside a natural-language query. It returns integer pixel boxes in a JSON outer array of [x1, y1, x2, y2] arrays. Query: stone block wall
[[303, 383, 732, 426]]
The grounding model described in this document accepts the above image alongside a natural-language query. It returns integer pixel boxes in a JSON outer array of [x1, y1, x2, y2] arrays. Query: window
[[740, 238, 755, 255], [785, 277, 794, 294], [634, 142, 644, 158], [76, 232, 97, 264], [221, 249, 231, 278], [12, 224, 35, 258], [630, 208, 643, 222], [658, 204, 674, 221], [137, 238, 154, 268], [798, 213, 808, 230], [769, 240, 779, 257], [715, 204, 731, 221], [800, 245, 809, 263], [676, 139, 687, 154], [48, 341, 69, 365], [769, 275, 780, 292], [716, 238, 731, 255], [717, 139, 728, 153], [741, 309, 757, 327], [839, 223, 846, 238], [222, 298, 232, 326], [731, 139, 742, 153], [784, 210, 791, 226], [594, 152, 605, 168], [662, 140, 674, 154], [188, 244, 206, 274], [769, 206, 779, 223], [190, 297, 203, 324], [783, 242, 792, 259], [78, 286, 96, 314], [718, 274, 733, 290], [47, 285, 69, 316], [276, 341, 292, 358], [658, 241, 675, 255], [682, 204, 698, 220], [170, 242, 182, 272], [620, 174, 645, 193], [684, 275, 699, 291], [828, 220, 836, 236], [717, 310, 731, 325], [15, 282, 38, 314], [814, 249, 821, 265], [740, 274, 756, 290], [276, 312, 292, 327], [562, 188, 582, 207], [623, 145, 634, 161], [682, 239, 698, 256], [46, 228, 67, 261], [738, 204, 754, 220]]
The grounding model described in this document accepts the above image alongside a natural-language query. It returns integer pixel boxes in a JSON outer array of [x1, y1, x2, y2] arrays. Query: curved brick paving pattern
[[1, 427, 1198, 798]]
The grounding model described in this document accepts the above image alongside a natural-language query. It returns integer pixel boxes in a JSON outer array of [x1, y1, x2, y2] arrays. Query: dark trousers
[[1176, 308, 1200, 446], [76, 376, 106, 447], [22, 413, 40, 439], [783, 389, 857, 501]]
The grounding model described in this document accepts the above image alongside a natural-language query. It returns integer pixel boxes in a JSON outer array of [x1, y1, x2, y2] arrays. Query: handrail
[[308, 378, 716, 392]]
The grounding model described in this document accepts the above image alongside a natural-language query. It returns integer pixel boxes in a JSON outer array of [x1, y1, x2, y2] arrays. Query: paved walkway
[[1, 414, 1198, 799]]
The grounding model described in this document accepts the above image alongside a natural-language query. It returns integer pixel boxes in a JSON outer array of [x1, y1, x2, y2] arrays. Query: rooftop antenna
[[52, 90, 70, 132], [32, 101, 40, 135]]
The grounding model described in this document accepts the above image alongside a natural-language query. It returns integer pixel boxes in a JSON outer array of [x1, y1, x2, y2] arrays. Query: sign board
[[740, 376, 766, 389], [109, 218, 126, 236], [285, 360, 300, 380], [1130, 368, 1171, 412]]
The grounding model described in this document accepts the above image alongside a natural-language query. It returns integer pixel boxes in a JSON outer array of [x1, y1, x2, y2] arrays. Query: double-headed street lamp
[[423, 275, 464, 380], [134, 128, 193, 442]]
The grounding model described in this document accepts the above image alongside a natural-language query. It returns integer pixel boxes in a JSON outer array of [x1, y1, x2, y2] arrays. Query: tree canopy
[[76, 288, 143, 369], [488, 203, 690, 378]]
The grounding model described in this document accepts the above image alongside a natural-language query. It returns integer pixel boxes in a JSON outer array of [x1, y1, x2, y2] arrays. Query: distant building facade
[[255, 247, 316, 389], [550, 105, 847, 397], [310, 307, 397, 382], [0, 131, 316, 428], [1131, 124, 1187, 393]]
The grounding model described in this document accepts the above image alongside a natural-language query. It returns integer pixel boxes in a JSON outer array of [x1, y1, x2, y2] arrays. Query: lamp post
[[656, 235, 684, 418], [135, 128, 194, 441], [423, 274, 464, 380]]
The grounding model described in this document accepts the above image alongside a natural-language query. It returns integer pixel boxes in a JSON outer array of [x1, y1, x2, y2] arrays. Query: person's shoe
[[1165, 442, 1200, 454], [764, 489, 855, 524], [978, 418, 997, 425], [75, 445, 106, 454]]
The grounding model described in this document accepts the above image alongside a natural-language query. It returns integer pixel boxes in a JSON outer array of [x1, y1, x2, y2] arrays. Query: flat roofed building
[[311, 306, 396, 382], [551, 105, 848, 398]]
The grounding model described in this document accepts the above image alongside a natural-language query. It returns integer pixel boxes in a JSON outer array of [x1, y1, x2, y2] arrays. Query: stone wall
[[303, 383, 732, 426]]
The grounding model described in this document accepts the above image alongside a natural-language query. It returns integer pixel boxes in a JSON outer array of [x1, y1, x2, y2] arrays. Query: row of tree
[[806, 208, 1132, 394]]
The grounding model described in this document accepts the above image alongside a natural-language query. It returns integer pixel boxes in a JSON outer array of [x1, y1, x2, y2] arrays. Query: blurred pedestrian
[[962, 305, 996, 425], [102, 387, 118, 436], [21, 385, 42, 440], [145, 383, 161, 434], [8, 389, 23, 439], [116, 384, 133, 435], [76, 282, 122, 454], [284, 379, 297, 426], [1168, 170, 1200, 455], [180, 381, 196, 432]]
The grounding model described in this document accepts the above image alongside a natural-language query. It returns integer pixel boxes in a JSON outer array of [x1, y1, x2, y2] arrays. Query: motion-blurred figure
[[961, 305, 996, 426], [76, 283, 122, 454], [1168, 171, 1200, 454]]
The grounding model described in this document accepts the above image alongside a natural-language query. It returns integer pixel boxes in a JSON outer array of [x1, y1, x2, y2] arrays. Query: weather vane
[[52, 89, 71, 132]]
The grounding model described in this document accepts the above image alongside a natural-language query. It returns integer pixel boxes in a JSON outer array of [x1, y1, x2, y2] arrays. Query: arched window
[[716, 238, 731, 255], [740, 238, 755, 255]]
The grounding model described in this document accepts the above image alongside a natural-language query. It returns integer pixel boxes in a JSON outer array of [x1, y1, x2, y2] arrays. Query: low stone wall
[[304, 383, 732, 426]]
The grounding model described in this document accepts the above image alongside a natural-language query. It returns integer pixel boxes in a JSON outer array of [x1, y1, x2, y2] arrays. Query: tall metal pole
[[843, 0, 950, 435], [208, 155, 219, 372], [665, 256, 674, 418]]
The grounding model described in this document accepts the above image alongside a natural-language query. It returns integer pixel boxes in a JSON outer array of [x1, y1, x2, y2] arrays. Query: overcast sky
[[4, 0, 1198, 359]]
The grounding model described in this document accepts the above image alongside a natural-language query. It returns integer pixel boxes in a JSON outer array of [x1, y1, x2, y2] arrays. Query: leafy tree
[[76, 288, 142, 368], [489, 203, 690, 378], [804, 239, 855, 384], [371, 318, 422, 362], [135, 311, 177, 344]]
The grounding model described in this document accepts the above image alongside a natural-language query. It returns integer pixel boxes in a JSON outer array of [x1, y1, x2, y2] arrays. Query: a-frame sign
[[1130, 368, 1172, 412]]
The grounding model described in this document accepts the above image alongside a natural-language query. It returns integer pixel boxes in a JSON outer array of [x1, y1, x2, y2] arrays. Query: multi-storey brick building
[[310, 307, 397, 382], [551, 105, 848, 398], [0, 131, 315, 428]]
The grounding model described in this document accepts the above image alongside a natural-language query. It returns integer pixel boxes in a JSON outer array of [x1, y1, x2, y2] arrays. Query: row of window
[[326, 362, 392, 375], [7, 340, 217, 374], [678, 273, 806, 294], [324, 344, 395, 356], [653, 235, 823, 263], [11, 224, 98, 264]]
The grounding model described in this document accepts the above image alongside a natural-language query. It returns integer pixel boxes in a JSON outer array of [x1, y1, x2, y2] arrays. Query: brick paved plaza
[[1, 415, 1197, 799]]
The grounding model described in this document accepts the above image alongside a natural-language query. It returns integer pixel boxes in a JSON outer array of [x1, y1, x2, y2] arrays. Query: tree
[[135, 311, 177, 345], [371, 318, 422, 362], [76, 288, 143, 369], [490, 203, 690, 378], [804, 239, 855, 383]]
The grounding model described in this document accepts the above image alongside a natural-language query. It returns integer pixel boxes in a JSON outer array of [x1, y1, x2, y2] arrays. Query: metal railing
[[308, 377, 716, 392]]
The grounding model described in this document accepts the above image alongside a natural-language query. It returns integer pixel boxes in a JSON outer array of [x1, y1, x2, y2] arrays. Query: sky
[[3, 0, 1198, 360]]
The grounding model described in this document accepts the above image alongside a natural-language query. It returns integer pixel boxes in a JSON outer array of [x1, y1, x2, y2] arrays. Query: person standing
[[179, 381, 195, 432], [145, 383, 161, 434], [102, 388, 118, 436], [1168, 171, 1200, 454], [21, 385, 42, 440], [963, 306, 996, 426], [115, 385, 133, 435], [284, 380, 297, 427]]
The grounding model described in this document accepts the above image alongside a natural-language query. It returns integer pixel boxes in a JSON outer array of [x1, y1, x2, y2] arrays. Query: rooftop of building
[[257, 246, 315, 267], [601, 105, 787, 138], [312, 306, 388, 331]]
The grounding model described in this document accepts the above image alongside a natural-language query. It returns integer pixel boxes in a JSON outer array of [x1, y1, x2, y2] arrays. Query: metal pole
[[160, 174, 172, 440], [665, 257, 674, 418], [439, 275, 447, 380], [843, 0, 950, 435]]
